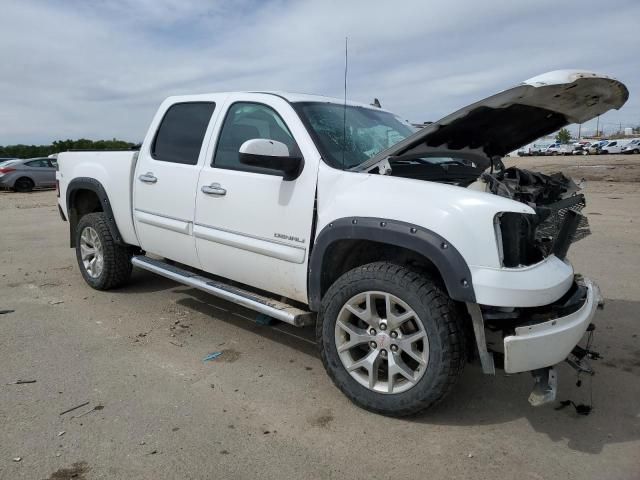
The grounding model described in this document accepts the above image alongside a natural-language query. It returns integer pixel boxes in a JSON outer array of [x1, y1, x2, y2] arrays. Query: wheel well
[[318, 239, 446, 300], [14, 176, 34, 186], [316, 238, 477, 363], [68, 188, 103, 247]]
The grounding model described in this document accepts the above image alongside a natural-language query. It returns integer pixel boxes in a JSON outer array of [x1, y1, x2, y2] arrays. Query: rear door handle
[[201, 183, 227, 196], [138, 172, 157, 184]]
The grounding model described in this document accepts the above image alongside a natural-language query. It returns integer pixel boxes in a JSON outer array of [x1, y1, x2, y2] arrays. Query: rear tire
[[75, 213, 132, 290], [13, 177, 34, 192], [317, 262, 466, 416]]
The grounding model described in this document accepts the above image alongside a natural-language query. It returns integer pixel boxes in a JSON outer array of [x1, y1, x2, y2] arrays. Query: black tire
[[75, 213, 132, 290], [13, 177, 34, 192], [317, 262, 466, 417]]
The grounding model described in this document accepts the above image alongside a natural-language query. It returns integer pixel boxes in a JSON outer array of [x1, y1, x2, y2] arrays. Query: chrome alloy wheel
[[334, 291, 429, 394], [80, 226, 104, 278]]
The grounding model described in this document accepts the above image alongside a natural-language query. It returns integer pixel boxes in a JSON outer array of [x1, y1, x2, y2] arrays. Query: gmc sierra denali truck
[[56, 70, 628, 416]]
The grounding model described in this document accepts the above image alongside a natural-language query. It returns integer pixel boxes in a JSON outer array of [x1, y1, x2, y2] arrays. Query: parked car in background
[[529, 142, 553, 156], [0, 157, 58, 192], [571, 142, 589, 155], [587, 140, 608, 154], [543, 143, 560, 155], [517, 144, 532, 156], [599, 139, 630, 154], [621, 139, 640, 154], [544, 143, 573, 155], [572, 140, 600, 155]]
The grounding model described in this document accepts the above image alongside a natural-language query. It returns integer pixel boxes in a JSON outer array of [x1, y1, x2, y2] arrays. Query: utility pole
[[596, 115, 600, 137], [578, 123, 582, 140]]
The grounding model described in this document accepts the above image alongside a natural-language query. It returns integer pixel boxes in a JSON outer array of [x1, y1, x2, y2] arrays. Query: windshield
[[294, 102, 415, 169]]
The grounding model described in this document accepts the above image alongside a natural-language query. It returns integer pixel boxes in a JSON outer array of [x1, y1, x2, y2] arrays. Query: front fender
[[308, 217, 475, 310]]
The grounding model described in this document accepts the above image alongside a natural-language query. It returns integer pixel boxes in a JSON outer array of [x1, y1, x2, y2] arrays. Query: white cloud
[[0, 0, 638, 144]]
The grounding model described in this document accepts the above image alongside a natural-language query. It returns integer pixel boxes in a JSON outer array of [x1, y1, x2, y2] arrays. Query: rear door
[[194, 94, 319, 303], [133, 99, 220, 268]]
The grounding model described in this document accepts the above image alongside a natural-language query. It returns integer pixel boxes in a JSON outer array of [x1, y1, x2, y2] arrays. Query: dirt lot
[[506, 153, 640, 183], [1, 157, 639, 479]]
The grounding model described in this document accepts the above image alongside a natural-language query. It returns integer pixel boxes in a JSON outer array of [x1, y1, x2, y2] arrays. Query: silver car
[[0, 157, 58, 192]]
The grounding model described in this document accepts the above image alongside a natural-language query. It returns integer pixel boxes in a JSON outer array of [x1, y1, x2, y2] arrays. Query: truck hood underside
[[359, 70, 629, 172]]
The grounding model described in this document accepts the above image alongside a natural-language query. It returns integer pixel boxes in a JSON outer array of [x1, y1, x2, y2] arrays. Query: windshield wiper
[[391, 158, 470, 167]]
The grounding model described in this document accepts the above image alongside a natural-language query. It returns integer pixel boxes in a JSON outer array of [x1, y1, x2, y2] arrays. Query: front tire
[[75, 213, 132, 290], [317, 262, 466, 416]]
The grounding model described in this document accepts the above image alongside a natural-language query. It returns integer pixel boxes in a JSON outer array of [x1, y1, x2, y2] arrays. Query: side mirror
[[239, 139, 304, 181]]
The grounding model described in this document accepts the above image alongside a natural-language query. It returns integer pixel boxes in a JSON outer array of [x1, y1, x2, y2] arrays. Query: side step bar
[[131, 256, 314, 327]]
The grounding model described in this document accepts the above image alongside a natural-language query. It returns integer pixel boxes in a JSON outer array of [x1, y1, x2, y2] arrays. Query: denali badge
[[274, 233, 305, 243]]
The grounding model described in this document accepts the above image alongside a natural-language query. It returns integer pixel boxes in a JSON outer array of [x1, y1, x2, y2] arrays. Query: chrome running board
[[131, 255, 314, 327]]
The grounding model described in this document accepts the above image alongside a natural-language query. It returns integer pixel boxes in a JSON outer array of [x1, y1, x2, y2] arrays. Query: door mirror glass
[[239, 139, 304, 181]]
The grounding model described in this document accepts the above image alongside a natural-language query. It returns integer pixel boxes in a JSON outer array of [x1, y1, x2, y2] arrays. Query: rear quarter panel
[[57, 151, 139, 246]]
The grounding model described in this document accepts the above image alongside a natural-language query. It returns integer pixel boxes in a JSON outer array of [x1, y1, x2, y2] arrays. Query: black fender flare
[[66, 177, 124, 247], [308, 217, 475, 310]]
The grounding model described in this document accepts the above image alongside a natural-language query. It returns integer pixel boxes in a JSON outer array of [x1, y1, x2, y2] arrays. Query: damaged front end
[[482, 275, 604, 406], [485, 167, 591, 267], [478, 168, 603, 406], [354, 70, 627, 407]]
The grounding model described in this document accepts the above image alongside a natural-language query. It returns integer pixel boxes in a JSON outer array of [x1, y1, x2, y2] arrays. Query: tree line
[[0, 139, 137, 159]]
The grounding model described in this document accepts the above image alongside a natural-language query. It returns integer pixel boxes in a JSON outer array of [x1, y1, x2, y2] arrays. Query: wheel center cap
[[376, 333, 391, 349]]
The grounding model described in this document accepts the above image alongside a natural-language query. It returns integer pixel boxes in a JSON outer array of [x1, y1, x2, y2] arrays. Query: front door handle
[[201, 183, 227, 196], [138, 172, 157, 184]]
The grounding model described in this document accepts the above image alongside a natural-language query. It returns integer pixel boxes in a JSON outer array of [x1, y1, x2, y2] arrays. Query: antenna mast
[[342, 37, 348, 169]]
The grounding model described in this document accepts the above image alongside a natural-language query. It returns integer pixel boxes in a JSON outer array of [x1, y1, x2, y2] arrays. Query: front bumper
[[503, 276, 601, 374], [470, 255, 574, 307]]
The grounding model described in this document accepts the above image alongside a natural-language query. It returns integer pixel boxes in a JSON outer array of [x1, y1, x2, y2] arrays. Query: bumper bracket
[[466, 302, 495, 375], [528, 367, 558, 406]]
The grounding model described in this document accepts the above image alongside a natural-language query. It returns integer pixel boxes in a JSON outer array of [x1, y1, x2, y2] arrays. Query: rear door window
[[152, 102, 216, 165], [26, 159, 50, 167]]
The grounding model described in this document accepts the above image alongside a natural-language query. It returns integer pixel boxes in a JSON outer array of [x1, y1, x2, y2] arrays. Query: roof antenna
[[342, 36, 348, 170]]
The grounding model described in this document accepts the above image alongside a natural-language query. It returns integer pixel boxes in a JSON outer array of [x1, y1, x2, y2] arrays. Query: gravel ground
[[505, 153, 640, 182], [1, 166, 639, 479]]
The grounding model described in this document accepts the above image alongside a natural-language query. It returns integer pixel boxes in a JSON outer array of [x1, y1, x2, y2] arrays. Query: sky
[[1, 0, 639, 145]]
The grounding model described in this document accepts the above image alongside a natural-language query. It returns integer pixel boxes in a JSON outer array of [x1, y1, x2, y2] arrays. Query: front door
[[194, 94, 318, 303], [133, 101, 218, 268]]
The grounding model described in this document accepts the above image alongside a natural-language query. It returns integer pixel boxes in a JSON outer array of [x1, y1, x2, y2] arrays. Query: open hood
[[357, 70, 628, 172]]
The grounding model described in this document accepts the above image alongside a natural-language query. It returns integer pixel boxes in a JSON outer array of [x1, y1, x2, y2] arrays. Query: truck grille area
[[499, 194, 591, 267], [486, 167, 592, 267], [536, 194, 591, 258]]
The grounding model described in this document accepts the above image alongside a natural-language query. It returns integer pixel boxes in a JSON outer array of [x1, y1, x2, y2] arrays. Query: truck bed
[[57, 150, 139, 246]]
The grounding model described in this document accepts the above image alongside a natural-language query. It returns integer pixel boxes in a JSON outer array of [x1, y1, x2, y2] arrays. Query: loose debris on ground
[[203, 351, 223, 361], [59, 401, 90, 416], [8, 379, 36, 385]]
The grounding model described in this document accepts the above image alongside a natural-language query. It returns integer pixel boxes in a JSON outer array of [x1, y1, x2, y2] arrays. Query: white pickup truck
[[56, 70, 628, 416]]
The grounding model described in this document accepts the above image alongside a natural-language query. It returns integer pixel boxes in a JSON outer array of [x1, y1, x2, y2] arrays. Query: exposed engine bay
[[382, 153, 591, 268]]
